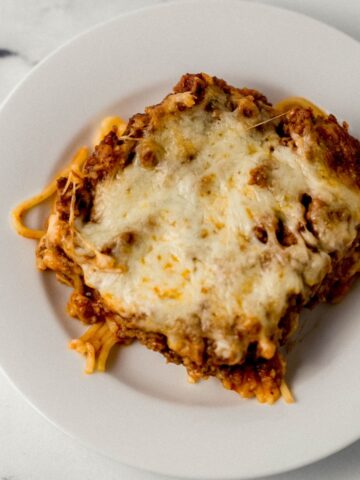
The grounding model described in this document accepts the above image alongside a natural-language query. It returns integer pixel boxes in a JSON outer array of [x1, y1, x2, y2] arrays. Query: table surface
[[1, 1, 360, 479]]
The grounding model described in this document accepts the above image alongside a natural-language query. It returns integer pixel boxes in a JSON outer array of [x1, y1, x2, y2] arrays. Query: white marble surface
[[1, 1, 360, 479]]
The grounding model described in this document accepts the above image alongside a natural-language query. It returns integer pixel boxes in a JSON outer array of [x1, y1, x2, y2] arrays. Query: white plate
[[1, 1, 360, 478]]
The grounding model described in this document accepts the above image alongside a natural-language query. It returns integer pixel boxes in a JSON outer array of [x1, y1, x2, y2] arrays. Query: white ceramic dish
[[1, 1, 360, 478]]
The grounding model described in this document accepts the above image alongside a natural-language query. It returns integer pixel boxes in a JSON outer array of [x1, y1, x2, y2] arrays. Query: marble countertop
[[1, 1, 360, 479]]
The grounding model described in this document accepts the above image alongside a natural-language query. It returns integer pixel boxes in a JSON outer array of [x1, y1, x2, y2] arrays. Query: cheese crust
[[37, 73, 360, 403]]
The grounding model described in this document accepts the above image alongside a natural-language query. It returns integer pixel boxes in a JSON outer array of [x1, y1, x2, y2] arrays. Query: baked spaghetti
[[13, 73, 360, 403]]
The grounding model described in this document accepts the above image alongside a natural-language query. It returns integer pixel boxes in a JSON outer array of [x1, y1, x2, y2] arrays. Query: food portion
[[14, 73, 360, 403]]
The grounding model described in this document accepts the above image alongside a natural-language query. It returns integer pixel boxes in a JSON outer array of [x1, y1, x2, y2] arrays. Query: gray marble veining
[[0, 0, 165, 101]]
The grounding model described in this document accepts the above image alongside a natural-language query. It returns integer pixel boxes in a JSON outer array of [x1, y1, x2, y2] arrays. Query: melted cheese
[[74, 107, 360, 363]]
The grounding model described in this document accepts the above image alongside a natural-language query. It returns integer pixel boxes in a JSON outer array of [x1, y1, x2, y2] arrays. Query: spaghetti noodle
[[12, 146, 89, 239], [69, 321, 120, 374], [93, 115, 127, 146], [275, 96, 326, 117]]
